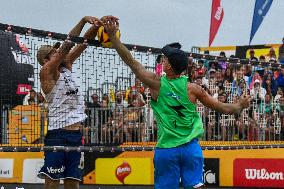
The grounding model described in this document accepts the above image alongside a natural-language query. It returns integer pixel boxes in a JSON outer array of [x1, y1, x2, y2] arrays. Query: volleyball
[[97, 26, 121, 48]]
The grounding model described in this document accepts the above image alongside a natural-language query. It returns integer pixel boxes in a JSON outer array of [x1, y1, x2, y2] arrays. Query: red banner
[[209, 0, 224, 47], [16, 84, 31, 95], [233, 158, 284, 188]]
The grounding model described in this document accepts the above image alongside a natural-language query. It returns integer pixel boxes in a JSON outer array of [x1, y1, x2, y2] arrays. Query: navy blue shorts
[[154, 139, 204, 189], [38, 129, 84, 181]]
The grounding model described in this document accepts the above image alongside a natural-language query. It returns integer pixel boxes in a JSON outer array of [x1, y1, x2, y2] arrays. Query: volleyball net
[[0, 22, 283, 153]]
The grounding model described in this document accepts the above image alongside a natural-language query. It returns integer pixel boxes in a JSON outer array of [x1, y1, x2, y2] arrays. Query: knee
[[64, 179, 79, 189], [45, 177, 60, 189]]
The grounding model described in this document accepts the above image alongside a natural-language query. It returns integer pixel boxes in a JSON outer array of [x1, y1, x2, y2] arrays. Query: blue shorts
[[154, 139, 204, 189], [38, 129, 84, 181]]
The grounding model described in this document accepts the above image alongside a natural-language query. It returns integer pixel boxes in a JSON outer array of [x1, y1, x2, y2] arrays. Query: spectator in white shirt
[[23, 89, 37, 105]]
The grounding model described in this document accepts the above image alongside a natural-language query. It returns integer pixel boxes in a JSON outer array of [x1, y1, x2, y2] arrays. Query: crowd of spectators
[[183, 38, 284, 141], [83, 38, 284, 143], [85, 78, 148, 144]]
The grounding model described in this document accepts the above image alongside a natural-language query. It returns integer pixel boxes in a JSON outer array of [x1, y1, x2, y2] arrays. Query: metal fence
[[1, 98, 283, 147]]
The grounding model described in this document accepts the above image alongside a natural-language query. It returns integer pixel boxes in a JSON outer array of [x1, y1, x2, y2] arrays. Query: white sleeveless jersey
[[45, 67, 87, 130]]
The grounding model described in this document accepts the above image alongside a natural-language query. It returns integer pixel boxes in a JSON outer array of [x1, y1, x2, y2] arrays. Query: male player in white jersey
[[37, 16, 117, 189]]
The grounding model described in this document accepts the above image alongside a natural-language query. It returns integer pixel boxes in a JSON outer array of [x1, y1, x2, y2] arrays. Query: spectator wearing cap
[[250, 79, 266, 102], [279, 37, 284, 64], [249, 71, 263, 90], [249, 49, 258, 62], [208, 68, 216, 79]]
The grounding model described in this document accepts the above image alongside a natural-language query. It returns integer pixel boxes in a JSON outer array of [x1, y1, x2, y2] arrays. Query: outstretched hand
[[103, 16, 119, 39], [83, 16, 103, 26], [101, 15, 119, 24], [239, 95, 251, 110]]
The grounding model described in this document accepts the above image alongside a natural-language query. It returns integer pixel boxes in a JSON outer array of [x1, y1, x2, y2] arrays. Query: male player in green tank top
[[103, 16, 251, 189]]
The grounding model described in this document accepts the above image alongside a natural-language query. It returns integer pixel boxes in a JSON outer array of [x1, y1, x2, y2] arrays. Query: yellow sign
[[96, 158, 153, 185], [246, 47, 279, 60], [8, 105, 46, 145]]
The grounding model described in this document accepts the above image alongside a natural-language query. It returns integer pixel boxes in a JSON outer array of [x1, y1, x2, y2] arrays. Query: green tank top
[[151, 75, 204, 148]]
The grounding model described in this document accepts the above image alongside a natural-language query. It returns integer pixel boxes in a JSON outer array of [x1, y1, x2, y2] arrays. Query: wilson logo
[[234, 158, 284, 188], [245, 169, 283, 180]]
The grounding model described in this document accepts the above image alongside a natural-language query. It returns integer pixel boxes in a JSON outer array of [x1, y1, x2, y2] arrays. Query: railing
[[85, 107, 150, 144], [1, 105, 9, 144], [1, 100, 283, 147]]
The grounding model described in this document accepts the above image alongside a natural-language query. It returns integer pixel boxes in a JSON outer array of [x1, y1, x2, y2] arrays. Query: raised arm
[[64, 16, 104, 69], [103, 17, 160, 90], [189, 83, 250, 114], [41, 17, 97, 73]]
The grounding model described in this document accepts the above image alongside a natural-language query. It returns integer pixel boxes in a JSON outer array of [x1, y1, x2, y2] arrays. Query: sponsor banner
[[0, 148, 284, 188], [0, 159, 14, 179], [0, 152, 43, 183], [249, 0, 273, 44], [22, 159, 44, 183], [203, 148, 284, 187], [246, 48, 279, 60], [209, 0, 224, 46], [0, 184, 155, 189], [96, 158, 153, 185], [203, 158, 219, 186], [233, 158, 284, 188], [16, 84, 31, 95]]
